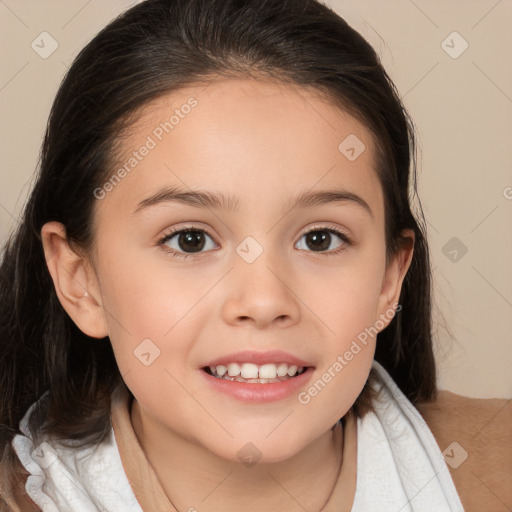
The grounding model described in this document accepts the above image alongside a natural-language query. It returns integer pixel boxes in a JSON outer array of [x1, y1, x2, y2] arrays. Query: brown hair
[[0, 0, 437, 508]]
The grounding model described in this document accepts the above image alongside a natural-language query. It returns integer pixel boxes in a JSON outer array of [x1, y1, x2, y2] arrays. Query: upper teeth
[[209, 362, 305, 379]]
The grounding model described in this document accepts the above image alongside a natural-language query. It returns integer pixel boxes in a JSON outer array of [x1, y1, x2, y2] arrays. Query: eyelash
[[157, 224, 354, 260]]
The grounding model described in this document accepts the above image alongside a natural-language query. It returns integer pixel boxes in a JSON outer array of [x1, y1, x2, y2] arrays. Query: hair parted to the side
[[0, 0, 438, 508]]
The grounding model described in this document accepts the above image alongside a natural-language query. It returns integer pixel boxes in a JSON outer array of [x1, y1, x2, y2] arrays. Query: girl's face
[[82, 77, 412, 462]]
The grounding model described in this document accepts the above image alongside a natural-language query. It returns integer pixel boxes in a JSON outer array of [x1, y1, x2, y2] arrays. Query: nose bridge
[[222, 234, 300, 327], [234, 233, 286, 288]]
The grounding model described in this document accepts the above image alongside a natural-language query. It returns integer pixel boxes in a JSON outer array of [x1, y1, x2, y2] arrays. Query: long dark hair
[[0, 0, 437, 507]]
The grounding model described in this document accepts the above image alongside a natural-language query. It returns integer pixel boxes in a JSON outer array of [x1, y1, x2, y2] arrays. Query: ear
[[41, 221, 108, 339], [375, 228, 415, 329]]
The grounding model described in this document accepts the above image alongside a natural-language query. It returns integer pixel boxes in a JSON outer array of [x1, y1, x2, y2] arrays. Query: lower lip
[[199, 367, 315, 403]]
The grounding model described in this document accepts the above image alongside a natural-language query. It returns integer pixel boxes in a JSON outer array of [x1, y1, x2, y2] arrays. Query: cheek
[[297, 273, 381, 422], [98, 241, 208, 333], [301, 249, 385, 341], [299, 240, 384, 398], [96, 246, 228, 387], [94, 248, 195, 374]]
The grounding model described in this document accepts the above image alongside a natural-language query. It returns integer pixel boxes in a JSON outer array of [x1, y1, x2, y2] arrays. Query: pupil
[[179, 231, 205, 252], [307, 231, 330, 251]]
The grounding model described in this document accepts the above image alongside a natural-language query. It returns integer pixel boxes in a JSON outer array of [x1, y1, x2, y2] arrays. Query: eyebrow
[[133, 185, 374, 219]]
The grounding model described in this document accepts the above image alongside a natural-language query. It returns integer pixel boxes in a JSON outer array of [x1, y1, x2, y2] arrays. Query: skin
[[41, 76, 414, 511]]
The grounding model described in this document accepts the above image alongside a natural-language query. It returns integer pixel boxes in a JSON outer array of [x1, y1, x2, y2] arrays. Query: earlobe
[[376, 228, 415, 330], [41, 221, 108, 339]]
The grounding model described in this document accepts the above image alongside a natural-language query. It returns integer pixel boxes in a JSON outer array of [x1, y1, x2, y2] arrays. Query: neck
[[131, 399, 343, 512]]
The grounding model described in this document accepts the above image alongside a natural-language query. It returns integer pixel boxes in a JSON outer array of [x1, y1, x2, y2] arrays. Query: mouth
[[202, 362, 310, 384], [199, 350, 315, 401], [200, 363, 315, 402]]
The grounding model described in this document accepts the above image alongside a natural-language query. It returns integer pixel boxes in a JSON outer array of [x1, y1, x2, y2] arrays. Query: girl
[[0, 0, 467, 510]]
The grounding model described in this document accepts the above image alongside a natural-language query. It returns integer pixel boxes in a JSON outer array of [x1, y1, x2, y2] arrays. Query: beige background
[[1, 0, 511, 399]]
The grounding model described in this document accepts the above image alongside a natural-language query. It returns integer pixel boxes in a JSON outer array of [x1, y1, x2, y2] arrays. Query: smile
[[203, 362, 307, 384], [200, 366, 315, 403]]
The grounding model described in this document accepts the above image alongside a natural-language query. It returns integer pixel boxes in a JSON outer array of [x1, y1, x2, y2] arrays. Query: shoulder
[[416, 390, 512, 512]]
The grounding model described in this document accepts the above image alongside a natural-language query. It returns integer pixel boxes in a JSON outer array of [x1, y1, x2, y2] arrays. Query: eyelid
[[157, 223, 219, 249], [301, 222, 353, 239], [158, 223, 352, 243], [158, 222, 217, 240]]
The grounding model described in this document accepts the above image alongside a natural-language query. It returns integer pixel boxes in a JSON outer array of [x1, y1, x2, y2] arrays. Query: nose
[[221, 249, 301, 330]]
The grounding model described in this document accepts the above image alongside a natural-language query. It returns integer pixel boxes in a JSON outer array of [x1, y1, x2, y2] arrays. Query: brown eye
[[175, 230, 206, 252], [295, 227, 352, 254], [159, 228, 218, 258]]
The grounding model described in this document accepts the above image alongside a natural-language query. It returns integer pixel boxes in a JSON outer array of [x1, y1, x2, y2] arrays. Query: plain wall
[[0, 0, 511, 398]]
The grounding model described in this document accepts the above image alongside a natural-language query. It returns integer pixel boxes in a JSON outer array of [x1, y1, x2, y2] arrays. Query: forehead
[[97, 76, 383, 221]]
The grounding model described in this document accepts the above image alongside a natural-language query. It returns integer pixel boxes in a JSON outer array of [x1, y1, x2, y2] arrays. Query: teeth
[[287, 365, 298, 376], [216, 365, 227, 377], [227, 363, 240, 376], [240, 363, 259, 379], [259, 364, 277, 379], [207, 362, 307, 381], [276, 363, 288, 377]]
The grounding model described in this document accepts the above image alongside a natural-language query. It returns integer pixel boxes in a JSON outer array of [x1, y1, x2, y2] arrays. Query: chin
[[209, 432, 309, 467]]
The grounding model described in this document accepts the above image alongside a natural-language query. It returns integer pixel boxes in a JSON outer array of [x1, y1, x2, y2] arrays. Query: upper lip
[[202, 350, 314, 368]]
